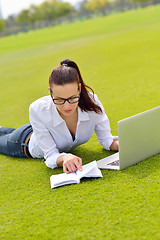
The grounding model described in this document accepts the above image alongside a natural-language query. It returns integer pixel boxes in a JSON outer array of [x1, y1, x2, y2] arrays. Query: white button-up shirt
[[29, 93, 115, 169]]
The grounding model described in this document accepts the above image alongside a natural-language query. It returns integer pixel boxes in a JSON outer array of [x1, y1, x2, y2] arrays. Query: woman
[[0, 59, 119, 173]]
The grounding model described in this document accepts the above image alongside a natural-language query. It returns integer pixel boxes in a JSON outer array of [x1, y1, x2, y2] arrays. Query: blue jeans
[[0, 123, 33, 158]]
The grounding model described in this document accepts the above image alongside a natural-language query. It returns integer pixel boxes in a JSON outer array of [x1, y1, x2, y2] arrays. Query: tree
[[38, 0, 72, 21], [54, 2, 73, 18], [0, 19, 5, 32], [28, 4, 41, 24], [85, 0, 109, 12], [16, 9, 30, 24], [15, 0, 73, 25], [38, 1, 55, 21]]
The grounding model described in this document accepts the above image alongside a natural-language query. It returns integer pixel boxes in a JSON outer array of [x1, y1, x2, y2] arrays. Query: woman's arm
[[92, 94, 119, 152], [29, 104, 67, 169]]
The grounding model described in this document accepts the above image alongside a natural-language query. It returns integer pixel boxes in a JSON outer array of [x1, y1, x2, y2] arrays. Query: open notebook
[[50, 161, 103, 188]]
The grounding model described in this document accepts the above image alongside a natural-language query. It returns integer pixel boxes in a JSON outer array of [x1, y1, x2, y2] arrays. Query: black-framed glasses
[[50, 89, 80, 105]]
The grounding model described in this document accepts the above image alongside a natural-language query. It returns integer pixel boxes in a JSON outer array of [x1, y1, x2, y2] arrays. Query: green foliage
[[85, 0, 109, 11], [0, 5, 160, 240], [28, 4, 42, 24], [0, 19, 5, 32], [16, 9, 30, 24], [16, 0, 73, 24]]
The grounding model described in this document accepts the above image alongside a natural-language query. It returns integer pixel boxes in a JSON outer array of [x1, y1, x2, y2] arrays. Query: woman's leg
[[0, 123, 33, 158], [0, 126, 16, 136]]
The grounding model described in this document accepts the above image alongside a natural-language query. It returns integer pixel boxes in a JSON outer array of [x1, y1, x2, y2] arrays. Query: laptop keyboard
[[107, 160, 119, 166]]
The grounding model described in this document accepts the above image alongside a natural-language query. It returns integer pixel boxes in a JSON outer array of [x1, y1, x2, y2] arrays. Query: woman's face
[[50, 82, 81, 118]]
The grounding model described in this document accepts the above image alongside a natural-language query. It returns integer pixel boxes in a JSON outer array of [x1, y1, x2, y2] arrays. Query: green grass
[[0, 5, 160, 240]]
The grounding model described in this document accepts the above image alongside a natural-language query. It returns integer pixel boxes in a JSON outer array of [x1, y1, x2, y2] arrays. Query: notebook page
[[50, 171, 79, 188], [76, 161, 103, 179]]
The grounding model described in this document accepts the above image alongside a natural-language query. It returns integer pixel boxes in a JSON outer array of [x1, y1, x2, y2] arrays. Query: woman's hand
[[110, 139, 119, 151], [57, 153, 82, 174]]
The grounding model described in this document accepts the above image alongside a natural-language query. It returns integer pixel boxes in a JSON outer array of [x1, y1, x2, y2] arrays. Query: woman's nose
[[63, 100, 70, 109]]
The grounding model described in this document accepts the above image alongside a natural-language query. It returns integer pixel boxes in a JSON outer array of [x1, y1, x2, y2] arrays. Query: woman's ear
[[79, 83, 81, 92], [48, 87, 50, 91]]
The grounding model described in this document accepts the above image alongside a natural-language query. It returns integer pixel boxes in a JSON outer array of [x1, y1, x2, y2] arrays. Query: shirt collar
[[51, 104, 64, 127], [78, 107, 90, 123]]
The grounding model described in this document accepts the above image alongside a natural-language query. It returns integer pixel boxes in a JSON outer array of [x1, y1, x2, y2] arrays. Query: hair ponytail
[[49, 59, 102, 114]]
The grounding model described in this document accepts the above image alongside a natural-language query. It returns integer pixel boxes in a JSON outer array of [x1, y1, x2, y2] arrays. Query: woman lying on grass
[[0, 59, 119, 173]]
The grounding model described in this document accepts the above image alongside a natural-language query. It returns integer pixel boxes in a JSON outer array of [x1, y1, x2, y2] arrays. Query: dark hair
[[49, 59, 102, 114]]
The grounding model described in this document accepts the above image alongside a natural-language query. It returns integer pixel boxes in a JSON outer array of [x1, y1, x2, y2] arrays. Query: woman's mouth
[[64, 109, 72, 114]]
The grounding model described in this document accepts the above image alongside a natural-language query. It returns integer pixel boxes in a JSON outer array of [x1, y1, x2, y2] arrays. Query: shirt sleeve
[[29, 104, 67, 169], [95, 119, 118, 150], [93, 94, 118, 150]]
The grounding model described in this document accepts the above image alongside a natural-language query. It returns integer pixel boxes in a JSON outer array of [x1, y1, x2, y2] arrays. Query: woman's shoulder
[[88, 92, 97, 100], [29, 95, 53, 113], [87, 92, 106, 118], [88, 92, 103, 106]]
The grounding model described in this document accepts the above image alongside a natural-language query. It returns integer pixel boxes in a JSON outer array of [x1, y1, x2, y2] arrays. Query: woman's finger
[[75, 158, 82, 171], [63, 162, 70, 174], [69, 162, 77, 172]]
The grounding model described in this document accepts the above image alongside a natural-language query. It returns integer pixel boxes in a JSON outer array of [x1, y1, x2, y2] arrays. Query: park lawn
[[0, 4, 160, 240]]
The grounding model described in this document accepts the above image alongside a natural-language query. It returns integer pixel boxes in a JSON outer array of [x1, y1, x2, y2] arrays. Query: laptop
[[97, 106, 160, 170]]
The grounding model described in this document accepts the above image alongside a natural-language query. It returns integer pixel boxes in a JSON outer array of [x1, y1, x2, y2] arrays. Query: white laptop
[[97, 106, 160, 170]]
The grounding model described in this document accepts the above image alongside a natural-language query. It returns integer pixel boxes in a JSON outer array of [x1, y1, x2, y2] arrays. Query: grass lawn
[[0, 5, 160, 240]]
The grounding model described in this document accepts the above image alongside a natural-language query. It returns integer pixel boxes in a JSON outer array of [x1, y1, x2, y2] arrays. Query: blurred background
[[0, 0, 160, 35]]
